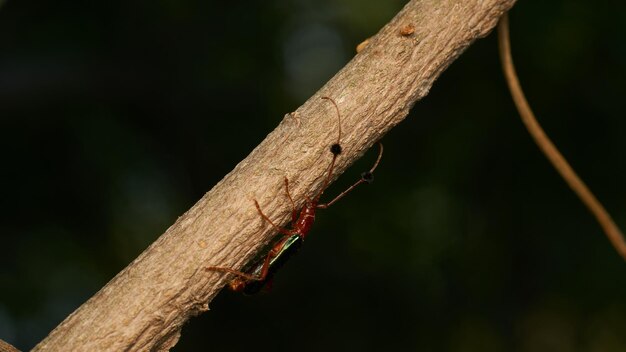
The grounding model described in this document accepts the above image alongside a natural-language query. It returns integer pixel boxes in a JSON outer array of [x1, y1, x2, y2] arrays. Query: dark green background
[[1, 1, 625, 351]]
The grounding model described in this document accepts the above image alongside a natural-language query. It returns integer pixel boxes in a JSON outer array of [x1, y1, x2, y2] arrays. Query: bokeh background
[[1, 0, 625, 350]]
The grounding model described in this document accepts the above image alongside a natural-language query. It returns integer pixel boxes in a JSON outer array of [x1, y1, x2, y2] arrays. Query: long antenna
[[314, 96, 343, 202], [317, 142, 383, 209], [321, 96, 342, 145]]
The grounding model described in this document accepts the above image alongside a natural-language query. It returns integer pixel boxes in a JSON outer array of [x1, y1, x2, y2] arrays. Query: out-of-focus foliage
[[0, 1, 625, 351]]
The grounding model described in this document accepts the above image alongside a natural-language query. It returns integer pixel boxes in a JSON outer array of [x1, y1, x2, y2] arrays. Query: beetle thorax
[[294, 202, 317, 239]]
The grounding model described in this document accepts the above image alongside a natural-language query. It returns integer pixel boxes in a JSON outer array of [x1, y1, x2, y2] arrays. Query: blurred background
[[1, 0, 625, 350]]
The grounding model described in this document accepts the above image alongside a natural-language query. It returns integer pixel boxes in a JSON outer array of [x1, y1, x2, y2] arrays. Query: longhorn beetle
[[206, 96, 383, 294]]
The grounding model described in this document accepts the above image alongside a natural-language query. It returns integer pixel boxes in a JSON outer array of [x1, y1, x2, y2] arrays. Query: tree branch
[[0, 339, 20, 352], [32, 0, 517, 350]]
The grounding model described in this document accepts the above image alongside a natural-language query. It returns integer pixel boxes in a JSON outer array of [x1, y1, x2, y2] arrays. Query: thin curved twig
[[498, 13, 626, 261]]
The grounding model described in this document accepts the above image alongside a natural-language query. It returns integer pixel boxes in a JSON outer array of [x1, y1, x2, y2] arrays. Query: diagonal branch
[[32, 0, 517, 351]]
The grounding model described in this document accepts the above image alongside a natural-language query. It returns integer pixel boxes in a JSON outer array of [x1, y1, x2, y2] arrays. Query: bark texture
[[33, 0, 517, 350], [0, 339, 20, 352]]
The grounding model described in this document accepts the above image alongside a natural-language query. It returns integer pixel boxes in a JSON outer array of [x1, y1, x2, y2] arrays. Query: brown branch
[[497, 14, 626, 260], [32, 0, 517, 350], [0, 339, 20, 352]]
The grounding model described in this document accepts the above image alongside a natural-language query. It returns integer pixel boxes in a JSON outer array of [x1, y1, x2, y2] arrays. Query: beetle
[[206, 96, 383, 294]]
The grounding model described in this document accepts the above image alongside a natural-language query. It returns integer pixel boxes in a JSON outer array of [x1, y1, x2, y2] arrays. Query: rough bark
[[32, 0, 517, 350], [0, 339, 20, 352]]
